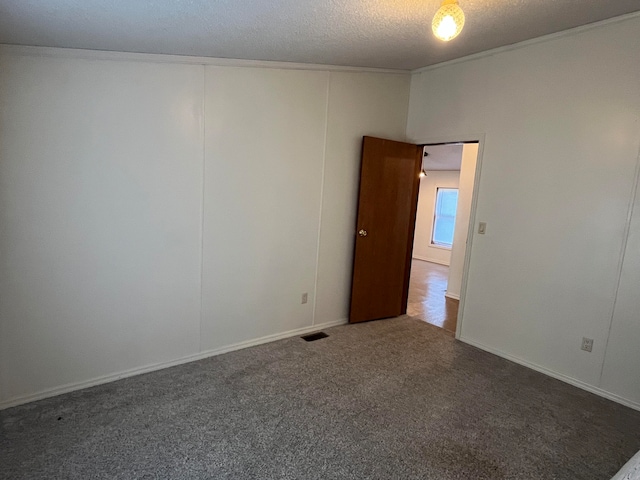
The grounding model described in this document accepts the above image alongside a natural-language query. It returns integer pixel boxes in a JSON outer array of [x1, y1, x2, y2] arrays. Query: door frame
[[413, 133, 486, 340]]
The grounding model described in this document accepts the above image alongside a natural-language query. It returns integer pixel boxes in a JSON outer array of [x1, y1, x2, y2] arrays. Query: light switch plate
[[478, 222, 487, 235]]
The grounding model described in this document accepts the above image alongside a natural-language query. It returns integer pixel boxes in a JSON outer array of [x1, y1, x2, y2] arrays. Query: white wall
[[200, 67, 328, 349], [446, 143, 478, 299], [412, 171, 460, 265], [0, 46, 410, 407], [0, 55, 204, 403], [314, 72, 410, 325], [407, 14, 640, 408], [600, 177, 640, 403]]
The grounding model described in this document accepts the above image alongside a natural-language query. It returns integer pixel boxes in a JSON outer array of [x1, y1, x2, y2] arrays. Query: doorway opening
[[407, 142, 479, 334], [349, 136, 482, 339]]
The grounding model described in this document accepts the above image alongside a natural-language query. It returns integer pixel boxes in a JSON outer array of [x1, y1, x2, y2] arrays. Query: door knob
[[358, 229, 368, 237]]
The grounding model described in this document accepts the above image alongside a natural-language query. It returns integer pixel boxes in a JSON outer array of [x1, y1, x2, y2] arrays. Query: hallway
[[407, 259, 458, 334]]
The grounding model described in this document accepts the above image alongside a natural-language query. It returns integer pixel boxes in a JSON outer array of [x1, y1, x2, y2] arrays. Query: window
[[432, 188, 459, 248]]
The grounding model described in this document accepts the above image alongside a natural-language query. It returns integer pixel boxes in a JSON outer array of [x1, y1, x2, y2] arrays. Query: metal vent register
[[301, 332, 328, 342]]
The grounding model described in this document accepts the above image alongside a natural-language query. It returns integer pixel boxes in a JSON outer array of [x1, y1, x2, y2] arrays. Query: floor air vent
[[301, 332, 328, 342]]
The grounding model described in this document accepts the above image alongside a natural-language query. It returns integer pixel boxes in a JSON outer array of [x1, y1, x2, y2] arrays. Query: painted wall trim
[[460, 336, 640, 412], [0, 44, 409, 74], [0, 318, 348, 411], [311, 72, 332, 327], [412, 255, 449, 266], [445, 292, 460, 301], [411, 11, 640, 74], [197, 66, 207, 352]]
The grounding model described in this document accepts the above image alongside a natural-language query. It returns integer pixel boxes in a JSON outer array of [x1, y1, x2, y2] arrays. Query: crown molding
[[0, 44, 410, 75]]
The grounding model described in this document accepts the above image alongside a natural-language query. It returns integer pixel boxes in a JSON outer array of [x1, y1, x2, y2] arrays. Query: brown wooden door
[[349, 136, 422, 323]]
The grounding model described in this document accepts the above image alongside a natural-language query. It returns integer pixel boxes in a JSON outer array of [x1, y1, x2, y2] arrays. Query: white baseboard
[[459, 336, 640, 412], [445, 291, 460, 301], [412, 255, 450, 266], [0, 318, 348, 411]]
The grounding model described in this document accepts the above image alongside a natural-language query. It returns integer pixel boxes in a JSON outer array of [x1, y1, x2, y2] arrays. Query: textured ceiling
[[1, 1, 638, 70], [422, 144, 463, 171]]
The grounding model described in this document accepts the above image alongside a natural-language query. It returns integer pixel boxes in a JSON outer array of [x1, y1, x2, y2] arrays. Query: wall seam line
[[402, 76, 411, 142], [597, 137, 640, 388], [198, 65, 207, 352], [311, 71, 332, 327]]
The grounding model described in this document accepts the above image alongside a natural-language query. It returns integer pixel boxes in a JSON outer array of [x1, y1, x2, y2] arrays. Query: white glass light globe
[[432, 0, 465, 41]]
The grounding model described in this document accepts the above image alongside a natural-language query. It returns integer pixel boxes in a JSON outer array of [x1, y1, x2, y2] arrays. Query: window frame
[[431, 187, 459, 250]]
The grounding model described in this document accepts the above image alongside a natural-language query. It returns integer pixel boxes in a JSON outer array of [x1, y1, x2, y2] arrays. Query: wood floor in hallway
[[407, 259, 458, 334]]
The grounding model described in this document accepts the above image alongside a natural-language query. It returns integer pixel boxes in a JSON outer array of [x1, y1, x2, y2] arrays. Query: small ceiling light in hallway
[[420, 151, 429, 177], [432, 0, 465, 41]]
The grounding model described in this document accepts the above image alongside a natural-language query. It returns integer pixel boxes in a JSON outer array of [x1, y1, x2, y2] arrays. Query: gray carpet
[[1, 316, 639, 479]]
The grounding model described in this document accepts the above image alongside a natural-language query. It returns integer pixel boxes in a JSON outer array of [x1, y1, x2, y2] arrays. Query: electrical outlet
[[301, 293, 308, 304], [581, 337, 594, 352]]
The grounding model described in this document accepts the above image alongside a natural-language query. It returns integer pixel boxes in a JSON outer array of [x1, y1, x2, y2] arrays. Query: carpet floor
[[1, 316, 639, 479]]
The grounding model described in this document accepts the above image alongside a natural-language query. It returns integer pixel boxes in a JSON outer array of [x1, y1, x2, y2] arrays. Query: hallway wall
[[446, 143, 478, 300]]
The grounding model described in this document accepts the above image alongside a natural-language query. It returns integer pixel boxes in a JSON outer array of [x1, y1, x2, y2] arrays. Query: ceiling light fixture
[[432, 0, 465, 42], [420, 152, 429, 178]]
